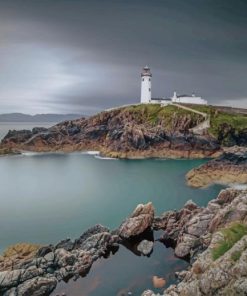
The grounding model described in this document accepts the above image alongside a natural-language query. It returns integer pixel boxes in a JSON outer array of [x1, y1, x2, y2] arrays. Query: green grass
[[212, 223, 247, 261], [184, 105, 247, 139], [121, 104, 203, 129], [117, 103, 247, 142]]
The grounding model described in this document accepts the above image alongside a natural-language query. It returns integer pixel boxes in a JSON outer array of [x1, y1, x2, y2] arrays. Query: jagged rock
[[32, 127, 48, 134], [143, 189, 247, 296], [4, 189, 247, 296], [15, 276, 57, 296], [0, 269, 23, 289], [118, 202, 155, 239], [0, 105, 222, 158], [55, 239, 74, 251], [54, 249, 76, 268], [36, 246, 53, 258], [0, 221, 122, 295], [137, 240, 154, 255], [74, 224, 110, 249], [154, 190, 247, 259], [186, 148, 247, 188], [184, 199, 198, 211]]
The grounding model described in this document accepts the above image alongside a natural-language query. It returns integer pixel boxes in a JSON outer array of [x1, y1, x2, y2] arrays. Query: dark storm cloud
[[0, 0, 246, 114]]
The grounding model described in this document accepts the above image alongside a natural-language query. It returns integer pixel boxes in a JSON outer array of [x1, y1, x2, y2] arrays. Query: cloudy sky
[[0, 0, 246, 115]]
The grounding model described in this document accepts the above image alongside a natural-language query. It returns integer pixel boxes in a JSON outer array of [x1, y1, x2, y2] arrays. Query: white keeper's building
[[140, 66, 208, 105]]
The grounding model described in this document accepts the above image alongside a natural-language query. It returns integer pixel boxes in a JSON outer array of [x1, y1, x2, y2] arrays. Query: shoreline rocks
[[143, 188, 247, 295], [0, 203, 155, 296], [186, 147, 247, 188], [2, 189, 247, 295], [0, 105, 223, 159]]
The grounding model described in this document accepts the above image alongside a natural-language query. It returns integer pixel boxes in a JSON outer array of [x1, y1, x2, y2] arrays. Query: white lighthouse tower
[[141, 66, 152, 103]]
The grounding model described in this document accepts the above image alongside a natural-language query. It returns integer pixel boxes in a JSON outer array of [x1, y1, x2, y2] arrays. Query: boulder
[[118, 202, 155, 239], [137, 240, 154, 256]]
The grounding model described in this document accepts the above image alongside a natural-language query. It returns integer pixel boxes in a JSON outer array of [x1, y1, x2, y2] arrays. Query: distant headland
[[0, 113, 85, 123]]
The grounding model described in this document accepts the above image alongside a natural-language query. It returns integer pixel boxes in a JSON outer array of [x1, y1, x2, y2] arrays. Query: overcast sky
[[0, 0, 246, 115]]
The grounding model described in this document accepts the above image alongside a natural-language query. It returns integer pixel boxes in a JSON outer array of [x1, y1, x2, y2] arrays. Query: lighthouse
[[141, 66, 152, 103]]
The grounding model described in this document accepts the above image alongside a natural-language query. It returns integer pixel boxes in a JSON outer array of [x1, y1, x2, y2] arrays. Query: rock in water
[[137, 240, 154, 255], [118, 202, 155, 239], [152, 276, 166, 288]]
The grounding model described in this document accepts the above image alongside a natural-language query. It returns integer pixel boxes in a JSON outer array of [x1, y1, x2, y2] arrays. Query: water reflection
[[52, 231, 188, 296]]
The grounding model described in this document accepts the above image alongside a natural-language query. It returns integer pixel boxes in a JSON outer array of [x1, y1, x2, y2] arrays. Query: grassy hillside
[[118, 103, 247, 146], [186, 105, 247, 145], [119, 104, 203, 129]]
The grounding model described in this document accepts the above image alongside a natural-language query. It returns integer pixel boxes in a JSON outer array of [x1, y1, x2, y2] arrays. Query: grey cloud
[[0, 0, 246, 114]]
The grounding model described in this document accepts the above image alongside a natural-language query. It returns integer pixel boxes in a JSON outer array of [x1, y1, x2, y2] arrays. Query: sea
[[0, 122, 224, 295]]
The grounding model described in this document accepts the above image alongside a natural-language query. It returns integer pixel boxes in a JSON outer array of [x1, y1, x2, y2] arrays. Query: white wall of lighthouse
[[141, 66, 152, 103]]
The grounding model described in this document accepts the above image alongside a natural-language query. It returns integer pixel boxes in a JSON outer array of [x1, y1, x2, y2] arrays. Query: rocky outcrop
[[143, 189, 247, 295], [0, 105, 222, 159], [0, 224, 119, 296], [0, 203, 154, 296], [118, 202, 155, 238], [3, 189, 247, 296], [154, 189, 247, 259], [186, 147, 247, 188], [217, 122, 247, 147]]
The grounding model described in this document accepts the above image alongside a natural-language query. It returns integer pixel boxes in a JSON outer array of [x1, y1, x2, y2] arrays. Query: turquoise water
[[0, 123, 224, 295], [0, 153, 223, 253]]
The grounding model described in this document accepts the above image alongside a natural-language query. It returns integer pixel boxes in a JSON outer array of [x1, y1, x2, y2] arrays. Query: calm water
[[0, 123, 224, 295], [0, 153, 223, 253], [52, 235, 189, 296]]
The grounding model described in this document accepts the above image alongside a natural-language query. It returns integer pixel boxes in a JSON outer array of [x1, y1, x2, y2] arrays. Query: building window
[[149, 88, 151, 91], [149, 78, 151, 81], [142, 78, 144, 81]]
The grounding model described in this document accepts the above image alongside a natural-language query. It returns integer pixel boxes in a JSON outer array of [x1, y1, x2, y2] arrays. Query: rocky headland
[[0, 103, 246, 166], [2, 189, 247, 295], [0, 104, 225, 159], [1, 103, 246, 189]]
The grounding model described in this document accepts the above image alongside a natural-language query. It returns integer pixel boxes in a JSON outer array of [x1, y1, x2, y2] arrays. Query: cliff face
[[0, 104, 221, 158], [179, 104, 247, 147]]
